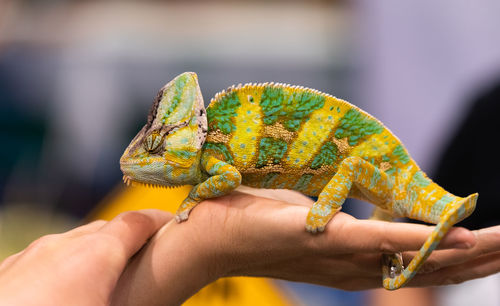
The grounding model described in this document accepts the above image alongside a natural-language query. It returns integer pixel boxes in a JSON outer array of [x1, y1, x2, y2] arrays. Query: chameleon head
[[120, 72, 207, 187]]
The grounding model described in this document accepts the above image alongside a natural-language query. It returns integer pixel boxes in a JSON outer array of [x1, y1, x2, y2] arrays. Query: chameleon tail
[[382, 192, 478, 290]]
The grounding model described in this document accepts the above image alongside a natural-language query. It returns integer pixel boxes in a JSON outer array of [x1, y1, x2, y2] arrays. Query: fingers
[[98, 210, 173, 265], [411, 251, 500, 286], [326, 214, 476, 253], [409, 225, 500, 273]]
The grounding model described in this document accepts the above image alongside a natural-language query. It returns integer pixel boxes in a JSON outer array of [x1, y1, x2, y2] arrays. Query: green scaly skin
[[120, 72, 478, 290]]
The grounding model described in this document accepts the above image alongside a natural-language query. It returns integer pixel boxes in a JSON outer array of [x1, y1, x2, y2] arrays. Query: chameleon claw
[[175, 211, 190, 223], [382, 253, 404, 279], [305, 224, 316, 234], [305, 224, 325, 234]]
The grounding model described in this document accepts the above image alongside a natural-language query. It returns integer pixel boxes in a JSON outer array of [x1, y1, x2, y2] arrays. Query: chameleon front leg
[[175, 154, 242, 222], [306, 156, 392, 233]]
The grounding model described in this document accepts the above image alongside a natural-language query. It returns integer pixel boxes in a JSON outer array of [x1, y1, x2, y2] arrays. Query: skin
[[1, 190, 499, 305], [0, 209, 171, 306], [112, 189, 500, 305]]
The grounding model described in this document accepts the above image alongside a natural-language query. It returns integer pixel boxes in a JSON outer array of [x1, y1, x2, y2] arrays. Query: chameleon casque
[[120, 72, 478, 290]]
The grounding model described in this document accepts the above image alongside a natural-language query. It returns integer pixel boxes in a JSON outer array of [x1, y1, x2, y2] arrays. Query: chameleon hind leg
[[175, 154, 242, 222], [306, 156, 393, 233]]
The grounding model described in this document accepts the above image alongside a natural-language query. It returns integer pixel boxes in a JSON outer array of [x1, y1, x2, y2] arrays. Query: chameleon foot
[[175, 197, 199, 223], [306, 225, 325, 234], [305, 224, 325, 234], [305, 203, 337, 234], [175, 210, 190, 223], [382, 253, 404, 278], [305, 212, 331, 234]]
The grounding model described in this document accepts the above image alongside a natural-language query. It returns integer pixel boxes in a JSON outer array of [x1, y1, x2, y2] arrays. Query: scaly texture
[[120, 72, 478, 290]]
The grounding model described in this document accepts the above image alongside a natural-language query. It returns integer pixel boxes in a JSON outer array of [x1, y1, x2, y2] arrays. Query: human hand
[[0, 209, 172, 306], [112, 189, 500, 306], [237, 188, 500, 287]]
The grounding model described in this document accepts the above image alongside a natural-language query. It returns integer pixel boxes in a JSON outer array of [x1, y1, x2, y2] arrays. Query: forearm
[[111, 220, 216, 306]]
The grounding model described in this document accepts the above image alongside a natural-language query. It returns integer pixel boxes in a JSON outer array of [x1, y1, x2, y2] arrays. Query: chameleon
[[120, 72, 478, 290]]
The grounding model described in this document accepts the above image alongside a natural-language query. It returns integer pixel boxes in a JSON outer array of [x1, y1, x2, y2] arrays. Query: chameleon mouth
[[122, 175, 182, 189]]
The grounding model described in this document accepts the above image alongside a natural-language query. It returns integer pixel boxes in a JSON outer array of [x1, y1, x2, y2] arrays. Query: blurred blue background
[[1, 0, 500, 305]]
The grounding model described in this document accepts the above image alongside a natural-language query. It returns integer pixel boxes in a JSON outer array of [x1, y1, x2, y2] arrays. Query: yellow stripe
[[285, 96, 350, 168], [229, 87, 264, 168], [350, 129, 396, 159]]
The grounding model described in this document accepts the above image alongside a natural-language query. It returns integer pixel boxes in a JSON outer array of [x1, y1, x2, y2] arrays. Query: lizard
[[120, 72, 478, 290]]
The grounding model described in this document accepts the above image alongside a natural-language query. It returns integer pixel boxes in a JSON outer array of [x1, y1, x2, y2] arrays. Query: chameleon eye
[[144, 131, 164, 154]]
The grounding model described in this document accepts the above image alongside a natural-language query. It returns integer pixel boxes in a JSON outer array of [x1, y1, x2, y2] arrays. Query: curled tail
[[383, 179, 478, 289]]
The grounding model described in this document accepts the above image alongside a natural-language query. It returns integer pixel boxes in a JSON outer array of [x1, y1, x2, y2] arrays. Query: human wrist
[[112, 219, 220, 306]]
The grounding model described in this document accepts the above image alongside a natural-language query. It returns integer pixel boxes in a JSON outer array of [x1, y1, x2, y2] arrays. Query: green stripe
[[260, 86, 285, 125], [256, 137, 288, 168], [392, 145, 410, 164], [162, 74, 188, 122], [168, 149, 197, 159], [294, 174, 314, 192], [412, 171, 431, 188], [207, 91, 241, 134], [259, 86, 325, 132], [430, 194, 455, 220], [334, 109, 384, 146], [262, 172, 279, 188], [311, 142, 338, 169]]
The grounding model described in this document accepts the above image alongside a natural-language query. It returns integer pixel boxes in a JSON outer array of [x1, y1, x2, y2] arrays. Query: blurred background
[[1, 0, 499, 305]]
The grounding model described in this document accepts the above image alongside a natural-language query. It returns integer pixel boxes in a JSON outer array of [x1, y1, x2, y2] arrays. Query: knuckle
[[442, 274, 465, 285], [89, 219, 107, 227], [379, 240, 394, 254], [26, 234, 60, 251], [420, 259, 440, 273], [378, 224, 396, 253], [378, 239, 395, 253]]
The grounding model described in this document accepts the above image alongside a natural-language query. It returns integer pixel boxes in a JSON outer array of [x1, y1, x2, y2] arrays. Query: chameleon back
[[206, 83, 411, 202]]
